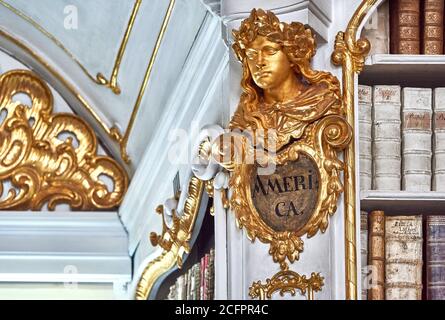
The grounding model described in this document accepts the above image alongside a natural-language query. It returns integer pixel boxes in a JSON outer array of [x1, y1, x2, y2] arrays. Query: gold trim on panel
[[0, 0, 177, 164], [96, 0, 142, 94], [0, 29, 124, 153], [0, 0, 142, 95], [117, 0, 176, 163], [0, 70, 128, 210], [249, 271, 324, 300], [135, 176, 204, 300], [331, 0, 377, 300]]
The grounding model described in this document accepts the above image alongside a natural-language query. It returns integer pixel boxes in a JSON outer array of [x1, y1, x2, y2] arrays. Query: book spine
[[433, 88, 445, 191], [373, 86, 402, 190], [390, 0, 421, 54], [368, 211, 385, 300], [402, 88, 433, 191], [361, 1, 390, 55], [361, 211, 369, 300], [209, 248, 215, 300], [422, 0, 444, 54], [204, 254, 209, 300], [385, 215, 423, 300], [426, 216, 445, 300], [200, 256, 205, 300], [359, 85, 373, 191]]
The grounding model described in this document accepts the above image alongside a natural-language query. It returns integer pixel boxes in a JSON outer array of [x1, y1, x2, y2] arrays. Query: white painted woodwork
[[361, 191, 445, 215], [0, 212, 131, 292]]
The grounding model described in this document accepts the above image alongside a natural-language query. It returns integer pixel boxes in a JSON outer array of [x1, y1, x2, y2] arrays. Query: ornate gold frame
[[229, 115, 352, 271], [135, 176, 204, 300], [331, 0, 378, 300]]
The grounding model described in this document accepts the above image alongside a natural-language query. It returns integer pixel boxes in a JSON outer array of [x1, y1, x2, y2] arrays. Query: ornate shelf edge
[[135, 176, 205, 300], [366, 54, 445, 66], [361, 191, 445, 201], [331, 0, 378, 300]]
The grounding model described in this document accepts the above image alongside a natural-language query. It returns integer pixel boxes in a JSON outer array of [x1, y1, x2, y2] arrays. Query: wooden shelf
[[361, 191, 445, 215], [360, 54, 445, 87]]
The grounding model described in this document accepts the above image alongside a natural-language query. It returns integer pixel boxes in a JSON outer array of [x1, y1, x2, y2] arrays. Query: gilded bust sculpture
[[230, 9, 343, 151], [221, 9, 352, 275]]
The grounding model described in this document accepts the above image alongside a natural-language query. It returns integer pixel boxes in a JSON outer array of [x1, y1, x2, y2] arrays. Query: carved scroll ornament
[[0, 70, 128, 210]]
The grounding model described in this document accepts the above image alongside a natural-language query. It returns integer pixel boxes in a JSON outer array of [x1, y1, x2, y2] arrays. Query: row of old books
[[166, 249, 215, 300], [359, 85, 445, 192], [360, 211, 445, 300], [362, 0, 445, 55]]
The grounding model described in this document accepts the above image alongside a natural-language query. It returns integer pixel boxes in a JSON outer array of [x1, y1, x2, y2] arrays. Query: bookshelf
[[357, 0, 445, 301], [360, 54, 445, 87], [361, 191, 445, 215]]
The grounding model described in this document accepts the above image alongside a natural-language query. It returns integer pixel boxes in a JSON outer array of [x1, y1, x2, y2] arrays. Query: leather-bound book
[[361, 1, 390, 55], [385, 216, 423, 300], [368, 211, 385, 300], [402, 88, 432, 191], [390, 0, 421, 54], [426, 216, 445, 300], [422, 0, 444, 54], [373, 86, 402, 190], [361, 211, 369, 300], [359, 85, 373, 191], [433, 88, 445, 191]]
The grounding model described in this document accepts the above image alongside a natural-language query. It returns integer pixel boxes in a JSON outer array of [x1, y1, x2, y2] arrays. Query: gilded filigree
[[0, 70, 128, 210], [136, 176, 204, 300], [249, 270, 324, 300]]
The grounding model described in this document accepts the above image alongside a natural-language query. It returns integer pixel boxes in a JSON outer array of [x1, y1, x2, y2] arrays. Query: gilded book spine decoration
[[433, 88, 445, 191], [373, 86, 402, 190], [361, 1, 390, 55], [402, 88, 432, 191], [385, 216, 423, 300], [426, 216, 445, 300], [359, 85, 373, 191], [361, 211, 369, 300], [423, 0, 445, 54], [368, 211, 385, 300], [390, 0, 421, 54]]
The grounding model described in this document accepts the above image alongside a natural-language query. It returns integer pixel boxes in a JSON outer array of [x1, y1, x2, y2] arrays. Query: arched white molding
[[220, 0, 332, 43]]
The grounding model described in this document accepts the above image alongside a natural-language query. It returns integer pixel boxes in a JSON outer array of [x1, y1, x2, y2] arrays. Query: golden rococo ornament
[[136, 176, 204, 300], [0, 70, 128, 210], [212, 9, 352, 271], [249, 270, 324, 301]]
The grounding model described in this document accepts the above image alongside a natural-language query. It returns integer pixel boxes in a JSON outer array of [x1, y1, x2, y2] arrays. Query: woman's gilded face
[[245, 36, 294, 90]]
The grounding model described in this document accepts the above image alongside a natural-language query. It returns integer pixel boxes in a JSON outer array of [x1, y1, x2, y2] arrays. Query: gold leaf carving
[[135, 176, 204, 300], [0, 70, 128, 210], [249, 270, 324, 300]]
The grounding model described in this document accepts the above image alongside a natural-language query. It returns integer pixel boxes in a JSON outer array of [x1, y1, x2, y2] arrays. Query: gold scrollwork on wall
[[0, 70, 128, 210], [135, 176, 204, 300]]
